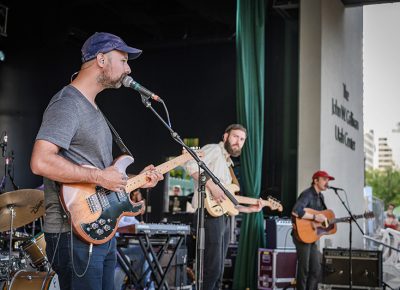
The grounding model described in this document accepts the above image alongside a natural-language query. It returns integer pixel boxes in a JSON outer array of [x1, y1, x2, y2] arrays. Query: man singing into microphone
[[291, 170, 335, 290], [30, 32, 163, 290]]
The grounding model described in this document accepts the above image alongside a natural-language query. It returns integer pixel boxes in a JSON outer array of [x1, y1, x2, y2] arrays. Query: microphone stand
[[0, 153, 18, 193], [331, 188, 364, 290], [144, 188, 150, 223], [196, 172, 207, 289], [138, 94, 239, 290]]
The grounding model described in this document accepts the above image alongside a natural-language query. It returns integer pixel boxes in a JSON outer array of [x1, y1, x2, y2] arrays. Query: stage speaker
[[322, 248, 382, 287], [223, 244, 238, 289], [265, 218, 295, 249]]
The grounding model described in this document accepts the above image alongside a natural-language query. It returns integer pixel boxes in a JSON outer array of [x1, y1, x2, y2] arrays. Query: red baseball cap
[[312, 170, 335, 181]]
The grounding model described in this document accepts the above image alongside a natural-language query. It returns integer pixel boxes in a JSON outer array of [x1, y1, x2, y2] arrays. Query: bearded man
[[185, 124, 263, 290]]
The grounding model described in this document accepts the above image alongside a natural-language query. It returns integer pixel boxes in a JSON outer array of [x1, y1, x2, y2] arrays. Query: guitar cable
[[38, 188, 93, 289], [40, 217, 64, 290], [70, 221, 93, 278]]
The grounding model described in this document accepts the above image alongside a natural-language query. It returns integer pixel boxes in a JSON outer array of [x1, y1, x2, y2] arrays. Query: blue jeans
[[45, 231, 117, 290]]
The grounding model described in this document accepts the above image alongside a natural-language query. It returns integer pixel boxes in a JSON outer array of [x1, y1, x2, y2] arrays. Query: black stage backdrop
[[0, 0, 299, 220], [0, 2, 236, 222]]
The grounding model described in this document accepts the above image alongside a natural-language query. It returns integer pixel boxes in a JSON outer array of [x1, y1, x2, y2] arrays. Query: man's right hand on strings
[[96, 166, 127, 192]]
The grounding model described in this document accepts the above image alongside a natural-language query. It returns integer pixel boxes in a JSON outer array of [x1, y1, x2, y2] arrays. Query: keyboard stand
[[116, 246, 141, 288], [137, 234, 184, 290]]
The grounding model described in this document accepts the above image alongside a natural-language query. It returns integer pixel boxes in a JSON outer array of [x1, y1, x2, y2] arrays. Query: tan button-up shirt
[[185, 141, 233, 209]]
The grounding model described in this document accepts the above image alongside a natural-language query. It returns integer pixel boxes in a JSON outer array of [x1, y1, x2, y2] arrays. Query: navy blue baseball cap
[[81, 32, 142, 63]]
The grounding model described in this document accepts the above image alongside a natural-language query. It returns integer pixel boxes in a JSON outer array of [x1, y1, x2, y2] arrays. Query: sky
[[364, 3, 400, 167]]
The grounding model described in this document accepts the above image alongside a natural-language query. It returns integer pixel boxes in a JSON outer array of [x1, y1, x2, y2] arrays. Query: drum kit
[[0, 189, 60, 290]]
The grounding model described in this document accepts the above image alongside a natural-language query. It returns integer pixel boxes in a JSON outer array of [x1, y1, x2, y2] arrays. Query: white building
[[299, 0, 364, 249], [378, 137, 395, 169], [364, 130, 375, 170]]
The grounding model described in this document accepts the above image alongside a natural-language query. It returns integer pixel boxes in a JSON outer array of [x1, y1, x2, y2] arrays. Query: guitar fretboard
[[125, 152, 200, 193], [329, 214, 367, 224]]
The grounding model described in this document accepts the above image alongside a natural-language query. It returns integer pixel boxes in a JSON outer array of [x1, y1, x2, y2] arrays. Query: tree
[[365, 168, 400, 206]]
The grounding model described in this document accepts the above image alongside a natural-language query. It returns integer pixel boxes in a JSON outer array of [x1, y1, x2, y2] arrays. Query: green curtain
[[233, 0, 266, 289]]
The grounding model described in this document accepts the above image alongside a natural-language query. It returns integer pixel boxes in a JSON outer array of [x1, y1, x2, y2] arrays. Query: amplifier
[[160, 246, 188, 287], [257, 248, 297, 289], [322, 248, 382, 287], [223, 244, 238, 289], [318, 283, 383, 290], [265, 218, 295, 249]]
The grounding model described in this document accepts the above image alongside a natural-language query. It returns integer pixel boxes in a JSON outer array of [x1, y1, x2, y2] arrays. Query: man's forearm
[[31, 150, 100, 184]]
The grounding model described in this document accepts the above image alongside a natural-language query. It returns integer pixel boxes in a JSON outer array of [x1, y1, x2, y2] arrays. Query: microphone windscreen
[[122, 76, 133, 88]]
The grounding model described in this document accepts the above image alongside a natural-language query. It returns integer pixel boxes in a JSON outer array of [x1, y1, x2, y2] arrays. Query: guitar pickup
[[95, 189, 110, 210], [86, 194, 101, 213]]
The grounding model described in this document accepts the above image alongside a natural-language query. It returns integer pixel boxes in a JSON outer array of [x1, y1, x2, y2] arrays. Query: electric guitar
[[204, 183, 283, 217], [60, 150, 203, 245], [292, 208, 375, 244]]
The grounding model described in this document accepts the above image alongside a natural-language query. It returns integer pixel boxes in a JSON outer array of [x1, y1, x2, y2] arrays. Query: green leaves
[[365, 168, 400, 206]]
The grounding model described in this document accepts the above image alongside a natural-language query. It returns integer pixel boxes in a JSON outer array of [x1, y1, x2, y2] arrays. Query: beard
[[98, 69, 124, 89], [224, 140, 242, 157]]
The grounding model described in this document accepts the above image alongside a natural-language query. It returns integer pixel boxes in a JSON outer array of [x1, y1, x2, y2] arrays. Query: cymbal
[[0, 233, 31, 242], [0, 189, 45, 232]]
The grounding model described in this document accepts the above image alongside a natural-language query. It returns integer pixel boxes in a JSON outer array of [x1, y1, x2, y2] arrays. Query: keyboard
[[117, 223, 191, 236]]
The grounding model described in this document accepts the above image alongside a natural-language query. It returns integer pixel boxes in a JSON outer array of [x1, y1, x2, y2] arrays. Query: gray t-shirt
[[36, 85, 113, 233]]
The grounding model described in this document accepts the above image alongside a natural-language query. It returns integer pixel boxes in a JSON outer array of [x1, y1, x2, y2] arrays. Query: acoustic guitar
[[292, 208, 374, 243]]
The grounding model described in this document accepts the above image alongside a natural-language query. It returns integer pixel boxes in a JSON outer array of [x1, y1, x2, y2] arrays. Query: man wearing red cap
[[291, 170, 335, 290]]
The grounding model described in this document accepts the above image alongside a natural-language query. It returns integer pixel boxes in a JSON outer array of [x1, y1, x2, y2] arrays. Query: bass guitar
[[292, 208, 374, 243], [205, 183, 283, 217], [60, 150, 202, 245]]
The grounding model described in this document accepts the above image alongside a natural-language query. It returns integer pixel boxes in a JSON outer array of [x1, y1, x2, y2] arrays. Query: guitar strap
[[320, 193, 327, 210], [98, 109, 134, 157], [56, 110, 135, 225], [229, 166, 240, 189]]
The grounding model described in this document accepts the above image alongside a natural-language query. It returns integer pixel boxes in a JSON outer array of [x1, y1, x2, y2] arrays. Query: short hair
[[224, 124, 247, 137]]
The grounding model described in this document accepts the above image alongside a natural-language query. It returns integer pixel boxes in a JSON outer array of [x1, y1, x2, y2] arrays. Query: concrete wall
[[298, 0, 322, 189], [299, 0, 365, 248]]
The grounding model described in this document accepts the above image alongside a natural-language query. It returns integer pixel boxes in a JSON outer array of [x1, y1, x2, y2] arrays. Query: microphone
[[328, 185, 344, 191], [122, 76, 162, 102], [1, 131, 7, 157]]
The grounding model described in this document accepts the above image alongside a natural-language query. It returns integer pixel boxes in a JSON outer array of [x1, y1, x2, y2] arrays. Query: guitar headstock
[[182, 147, 204, 158], [363, 211, 375, 219], [265, 196, 283, 212]]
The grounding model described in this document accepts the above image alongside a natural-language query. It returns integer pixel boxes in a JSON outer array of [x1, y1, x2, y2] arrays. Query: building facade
[[364, 130, 375, 170], [378, 137, 395, 169]]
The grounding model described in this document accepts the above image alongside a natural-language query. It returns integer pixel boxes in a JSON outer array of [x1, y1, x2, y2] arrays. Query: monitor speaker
[[322, 248, 382, 287], [265, 218, 295, 249]]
